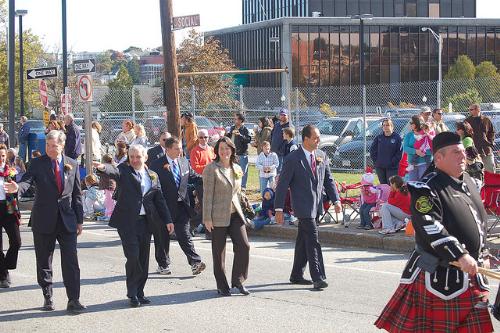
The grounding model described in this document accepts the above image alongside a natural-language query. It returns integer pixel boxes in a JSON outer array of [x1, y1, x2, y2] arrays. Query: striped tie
[[172, 160, 181, 188]]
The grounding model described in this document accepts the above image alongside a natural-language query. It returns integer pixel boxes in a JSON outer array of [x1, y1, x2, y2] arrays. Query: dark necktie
[[54, 160, 63, 194], [310, 153, 317, 176], [172, 160, 181, 188]]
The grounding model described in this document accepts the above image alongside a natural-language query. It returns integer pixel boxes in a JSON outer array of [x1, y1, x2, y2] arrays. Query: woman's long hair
[[214, 136, 236, 166], [389, 175, 408, 195], [456, 121, 474, 138], [411, 115, 422, 132]]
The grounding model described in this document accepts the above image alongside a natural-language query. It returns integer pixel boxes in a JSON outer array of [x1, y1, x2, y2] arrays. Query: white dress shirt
[[302, 146, 315, 169], [0, 163, 6, 200]]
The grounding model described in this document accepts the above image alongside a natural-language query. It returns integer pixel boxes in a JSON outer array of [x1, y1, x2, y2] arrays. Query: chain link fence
[[46, 76, 500, 174]]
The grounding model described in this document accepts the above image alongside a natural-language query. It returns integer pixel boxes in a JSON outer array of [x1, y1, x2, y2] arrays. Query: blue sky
[[12, 0, 500, 52]]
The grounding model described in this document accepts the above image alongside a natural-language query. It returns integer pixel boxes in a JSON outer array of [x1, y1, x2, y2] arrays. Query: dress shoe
[[233, 284, 250, 296], [67, 300, 86, 313], [289, 278, 313, 285], [313, 280, 329, 290], [217, 289, 231, 297], [42, 298, 55, 311], [0, 279, 10, 288], [138, 296, 151, 305], [129, 296, 141, 307]]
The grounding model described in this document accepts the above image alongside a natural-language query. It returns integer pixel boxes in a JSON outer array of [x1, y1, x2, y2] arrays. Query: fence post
[[131, 87, 136, 123], [239, 85, 244, 114], [191, 84, 196, 117], [295, 87, 300, 142]]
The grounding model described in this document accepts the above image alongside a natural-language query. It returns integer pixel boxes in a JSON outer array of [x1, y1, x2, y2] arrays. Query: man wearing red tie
[[4, 130, 85, 313]]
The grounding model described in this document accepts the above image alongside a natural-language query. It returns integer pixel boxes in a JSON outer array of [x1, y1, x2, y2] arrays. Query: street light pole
[[16, 9, 27, 117], [8, 0, 15, 142], [351, 14, 373, 171], [62, 0, 68, 90], [422, 27, 442, 109]]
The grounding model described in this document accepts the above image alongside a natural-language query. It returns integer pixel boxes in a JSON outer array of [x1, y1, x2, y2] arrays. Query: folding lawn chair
[[336, 181, 362, 227], [480, 171, 500, 237]]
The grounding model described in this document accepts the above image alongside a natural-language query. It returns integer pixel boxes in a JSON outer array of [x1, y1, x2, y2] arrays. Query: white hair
[[64, 113, 74, 123], [46, 130, 66, 145], [128, 144, 147, 157], [198, 129, 209, 137]]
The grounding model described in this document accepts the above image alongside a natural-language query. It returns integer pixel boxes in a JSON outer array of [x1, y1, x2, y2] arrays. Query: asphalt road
[[1, 222, 500, 333]]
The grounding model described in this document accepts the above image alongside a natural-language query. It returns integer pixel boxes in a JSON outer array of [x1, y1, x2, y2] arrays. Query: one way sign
[[74, 59, 96, 74], [26, 67, 58, 80]]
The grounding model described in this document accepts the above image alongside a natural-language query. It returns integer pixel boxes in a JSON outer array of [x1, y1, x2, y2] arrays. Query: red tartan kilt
[[375, 271, 493, 333]]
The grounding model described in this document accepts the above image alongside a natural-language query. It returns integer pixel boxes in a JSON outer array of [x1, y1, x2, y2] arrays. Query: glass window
[[458, 26, 466, 54], [467, 27, 476, 63], [310, 0, 322, 14], [452, 0, 463, 17], [417, 0, 428, 16], [440, 26, 448, 66], [380, 65, 390, 83], [335, 0, 347, 16], [380, 26, 390, 65], [291, 31, 300, 87], [463, 0, 475, 17], [340, 26, 350, 85], [330, 26, 340, 86], [360, 0, 371, 14], [441, 0, 452, 16], [429, 1, 439, 17], [406, 0, 417, 16], [351, 26, 360, 85], [298, 26, 309, 86], [400, 27, 410, 66], [477, 27, 486, 62], [487, 27, 495, 61], [319, 26, 330, 86], [448, 26, 458, 66], [372, 0, 383, 16], [394, 0, 404, 16], [390, 27, 400, 65], [496, 28, 500, 68], [384, 0, 394, 16], [323, 0, 334, 16]]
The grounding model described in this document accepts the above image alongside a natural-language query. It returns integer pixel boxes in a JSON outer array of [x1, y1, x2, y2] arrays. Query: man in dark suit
[[274, 124, 341, 290], [95, 144, 174, 307], [5, 130, 86, 313], [150, 137, 206, 276], [146, 130, 171, 168]]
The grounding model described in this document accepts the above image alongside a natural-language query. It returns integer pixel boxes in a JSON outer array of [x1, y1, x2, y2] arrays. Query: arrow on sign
[[26, 67, 58, 80], [74, 59, 96, 74]]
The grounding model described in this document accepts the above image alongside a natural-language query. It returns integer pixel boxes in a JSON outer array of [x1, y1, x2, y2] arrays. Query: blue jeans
[[259, 176, 275, 195], [18, 141, 28, 163], [360, 203, 376, 228], [253, 216, 271, 230], [408, 163, 429, 182], [237, 155, 249, 189]]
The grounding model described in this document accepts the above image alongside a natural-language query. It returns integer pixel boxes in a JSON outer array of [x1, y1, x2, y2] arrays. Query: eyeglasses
[[198, 136, 208, 139], [436, 113, 443, 115], [469, 109, 475, 111]]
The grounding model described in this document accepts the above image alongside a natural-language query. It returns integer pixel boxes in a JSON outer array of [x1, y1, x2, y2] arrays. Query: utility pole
[[16, 9, 28, 117], [8, 0, 15, 142], [159, 0, 181, 138], [62, 0, 68, 90]]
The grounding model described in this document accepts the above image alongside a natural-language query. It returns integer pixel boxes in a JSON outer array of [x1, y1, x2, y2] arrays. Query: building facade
[[208, 0, 499, 89], [243, 0, 476, 24]]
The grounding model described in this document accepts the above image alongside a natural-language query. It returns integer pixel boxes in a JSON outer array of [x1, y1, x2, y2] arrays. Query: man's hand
[[3, 181, 19, 194], [458, 254, 478, 276], [167, 223, 174, 235], [333, 202, 342, 214], [204, 221, 214, 233], [77, 224, 83, 236], [92, 161, 104, 170], [275, 211, 284, 225]]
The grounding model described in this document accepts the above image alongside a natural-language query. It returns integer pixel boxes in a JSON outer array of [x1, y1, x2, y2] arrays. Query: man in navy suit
[[5, 130, 85, 313], [274, 124, 341, 290]]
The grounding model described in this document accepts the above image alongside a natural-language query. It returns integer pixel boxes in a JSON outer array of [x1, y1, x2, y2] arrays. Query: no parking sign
[[78, 75, 93, 102]]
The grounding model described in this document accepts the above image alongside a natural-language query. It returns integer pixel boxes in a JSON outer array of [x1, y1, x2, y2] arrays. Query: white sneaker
[[157, 265, 171, 275]]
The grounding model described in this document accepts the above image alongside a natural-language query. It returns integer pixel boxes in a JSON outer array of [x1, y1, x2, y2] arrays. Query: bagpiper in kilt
[[375, 132, 494, 333]]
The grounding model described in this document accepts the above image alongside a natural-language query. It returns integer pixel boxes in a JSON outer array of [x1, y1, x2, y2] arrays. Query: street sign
[[61, 93, 72, 115], [74, 59, 96, 74], [172, 14, 200, 30], [39, 80, 49, 107], [27, 67, 58, 80], [78, 75, 93, 102]]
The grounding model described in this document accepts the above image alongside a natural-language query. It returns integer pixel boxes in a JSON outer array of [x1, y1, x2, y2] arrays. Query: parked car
[[331, 113, 465, 171], [195, 116, 226, 145], [318, 116, 383, 158], [384, 108, 421, 118]]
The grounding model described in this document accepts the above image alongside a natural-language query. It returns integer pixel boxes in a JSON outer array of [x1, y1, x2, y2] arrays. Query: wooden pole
[[159, 0, 181, 138]]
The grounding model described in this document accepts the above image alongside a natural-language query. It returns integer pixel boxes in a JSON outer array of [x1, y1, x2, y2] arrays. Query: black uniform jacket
[[401, 170, 489, 300]]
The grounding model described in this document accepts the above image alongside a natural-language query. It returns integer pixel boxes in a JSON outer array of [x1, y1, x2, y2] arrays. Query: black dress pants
[[33, 216, 80, 300], [211, 214, 250, 292], [290, 218, 326, 283], [0, 202, 21, 279], [117, 216, 151, 298]]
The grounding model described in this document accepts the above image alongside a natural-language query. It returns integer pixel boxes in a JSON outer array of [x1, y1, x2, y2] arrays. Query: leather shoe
[[42, 298, 55, 311], [313, 280, 329, 290], [67, 300, 86, 313], [217, 289, 231, 297], [290, 278, 313, 285], [129, 296, 141, 307], [233, 284, 250, 296], [138, 296, 151, 305]]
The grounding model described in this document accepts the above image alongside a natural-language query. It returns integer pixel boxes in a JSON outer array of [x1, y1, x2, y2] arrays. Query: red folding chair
[[480, 171, 500, 237], [336, 181, 362, 227]]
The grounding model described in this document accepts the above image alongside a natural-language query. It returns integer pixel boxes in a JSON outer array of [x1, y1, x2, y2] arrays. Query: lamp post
[[8, 0, 15, 143], [15, 9, 27, 117], [422, 27, 442, 109], [351, 14, 373, 171]]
